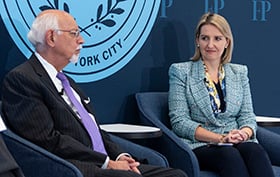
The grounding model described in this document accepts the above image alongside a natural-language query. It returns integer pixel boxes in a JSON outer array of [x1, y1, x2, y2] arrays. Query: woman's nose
[[207, 39, 214, 48]]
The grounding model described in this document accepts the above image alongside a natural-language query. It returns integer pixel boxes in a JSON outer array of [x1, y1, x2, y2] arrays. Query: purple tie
[[56, 72, 107, 155]]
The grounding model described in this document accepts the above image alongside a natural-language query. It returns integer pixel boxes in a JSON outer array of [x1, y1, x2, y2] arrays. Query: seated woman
[[168, 12, 274, 177]]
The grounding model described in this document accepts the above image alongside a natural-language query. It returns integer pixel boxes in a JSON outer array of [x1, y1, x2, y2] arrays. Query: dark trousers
[[94, 164, 187, 177], [194, 142, 274, 177]]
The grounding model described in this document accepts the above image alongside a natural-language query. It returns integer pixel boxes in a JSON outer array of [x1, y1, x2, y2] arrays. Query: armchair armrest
[[2, 129, 83, 177], [257, 126, 280, 166], [141, 114, 200, 177], [109, 133, 169, 167]]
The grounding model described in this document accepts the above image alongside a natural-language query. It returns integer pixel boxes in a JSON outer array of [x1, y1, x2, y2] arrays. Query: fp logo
[[204, 0, 225, 13], [0, 0, 161, 83], [252, 0, 271, 21]]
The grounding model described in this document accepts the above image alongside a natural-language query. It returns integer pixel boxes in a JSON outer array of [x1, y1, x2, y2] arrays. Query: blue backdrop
[[1, 0, 279, 124]]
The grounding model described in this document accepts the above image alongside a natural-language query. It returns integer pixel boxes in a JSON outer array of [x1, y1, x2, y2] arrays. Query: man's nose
[[77, 35, 84, 44]]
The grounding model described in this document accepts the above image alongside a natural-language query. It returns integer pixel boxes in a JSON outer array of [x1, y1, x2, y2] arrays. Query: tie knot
[[56, 72, 69, 85], [56, 72, 66, 80]]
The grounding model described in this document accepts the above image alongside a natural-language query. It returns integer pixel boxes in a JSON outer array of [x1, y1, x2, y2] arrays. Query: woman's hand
[[224, 129, 249, 144]]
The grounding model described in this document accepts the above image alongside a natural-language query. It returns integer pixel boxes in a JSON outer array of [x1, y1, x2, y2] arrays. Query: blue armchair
[[2, 129, 169, 177], [2, 129, 83, 177], [135, 92, 280, 177], [0, 101, 168, 177]]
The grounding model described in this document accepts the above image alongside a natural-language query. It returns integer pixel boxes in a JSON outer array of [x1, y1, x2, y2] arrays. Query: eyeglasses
[[55, 29, 80, 38]]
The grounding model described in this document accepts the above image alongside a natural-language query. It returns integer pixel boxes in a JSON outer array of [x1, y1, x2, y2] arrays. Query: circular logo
[[0, 0, 160, 83]]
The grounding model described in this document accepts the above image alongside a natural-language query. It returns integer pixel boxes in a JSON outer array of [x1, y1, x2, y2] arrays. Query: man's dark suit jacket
[[1, 54, 124, 176]]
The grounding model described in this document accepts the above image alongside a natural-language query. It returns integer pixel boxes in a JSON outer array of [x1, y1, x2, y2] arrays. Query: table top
[[256, 116, 280, 127], [100, 123, 162, 139]]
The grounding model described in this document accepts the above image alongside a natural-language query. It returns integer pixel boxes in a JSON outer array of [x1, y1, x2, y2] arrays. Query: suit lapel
[[68, 78, 95, 115], [29, 55, 58, 96], [28, 55, 83, 121], [67, 76, 100, 127], [189, 60, 216, 121], [223, 64, 239, 115]]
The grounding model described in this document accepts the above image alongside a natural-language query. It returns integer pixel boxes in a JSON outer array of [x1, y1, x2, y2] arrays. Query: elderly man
[[1, 10, 187, 177]]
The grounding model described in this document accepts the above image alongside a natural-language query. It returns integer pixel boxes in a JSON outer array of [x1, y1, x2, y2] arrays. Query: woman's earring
[[197, 44, 200, 48]]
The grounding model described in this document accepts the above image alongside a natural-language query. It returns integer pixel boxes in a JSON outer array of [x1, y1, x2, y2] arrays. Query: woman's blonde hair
[[191, 13, 233, 64]]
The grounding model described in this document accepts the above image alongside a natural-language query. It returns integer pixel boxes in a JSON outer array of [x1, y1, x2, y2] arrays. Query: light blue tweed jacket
[[168, 59, 258, 149]]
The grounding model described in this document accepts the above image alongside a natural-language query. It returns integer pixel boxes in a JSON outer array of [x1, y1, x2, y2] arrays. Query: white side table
[[256, 116, 280, 127], [100, 123, 162, 139]]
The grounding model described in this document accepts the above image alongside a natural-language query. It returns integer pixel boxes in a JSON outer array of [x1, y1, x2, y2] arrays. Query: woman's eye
[[201, 36, 208, 41], [215, 36, 222, 41]]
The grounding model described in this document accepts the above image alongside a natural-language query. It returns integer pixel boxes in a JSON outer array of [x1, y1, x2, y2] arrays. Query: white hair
[[27, 12, 59, 51]]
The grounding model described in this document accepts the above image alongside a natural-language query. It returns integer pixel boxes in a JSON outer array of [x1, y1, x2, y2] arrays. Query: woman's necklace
[[203, 62, 226, 115]]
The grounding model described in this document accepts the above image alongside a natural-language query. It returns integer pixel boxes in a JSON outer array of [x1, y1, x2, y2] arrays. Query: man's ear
[[45, 30, 55, 47]]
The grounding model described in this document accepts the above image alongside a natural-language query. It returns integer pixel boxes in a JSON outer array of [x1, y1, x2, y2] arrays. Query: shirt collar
[[35, 52, 62, 92]]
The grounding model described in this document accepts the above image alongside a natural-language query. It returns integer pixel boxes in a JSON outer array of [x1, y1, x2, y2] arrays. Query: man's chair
[[0, 101, 168, 177], [135, 92, 280, 177], [2, 129, 84, 177], [2, 129, 168, 177]]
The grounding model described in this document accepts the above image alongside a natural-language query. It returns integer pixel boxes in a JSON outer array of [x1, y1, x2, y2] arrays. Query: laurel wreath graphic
[[39, 0, 127, 36]]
